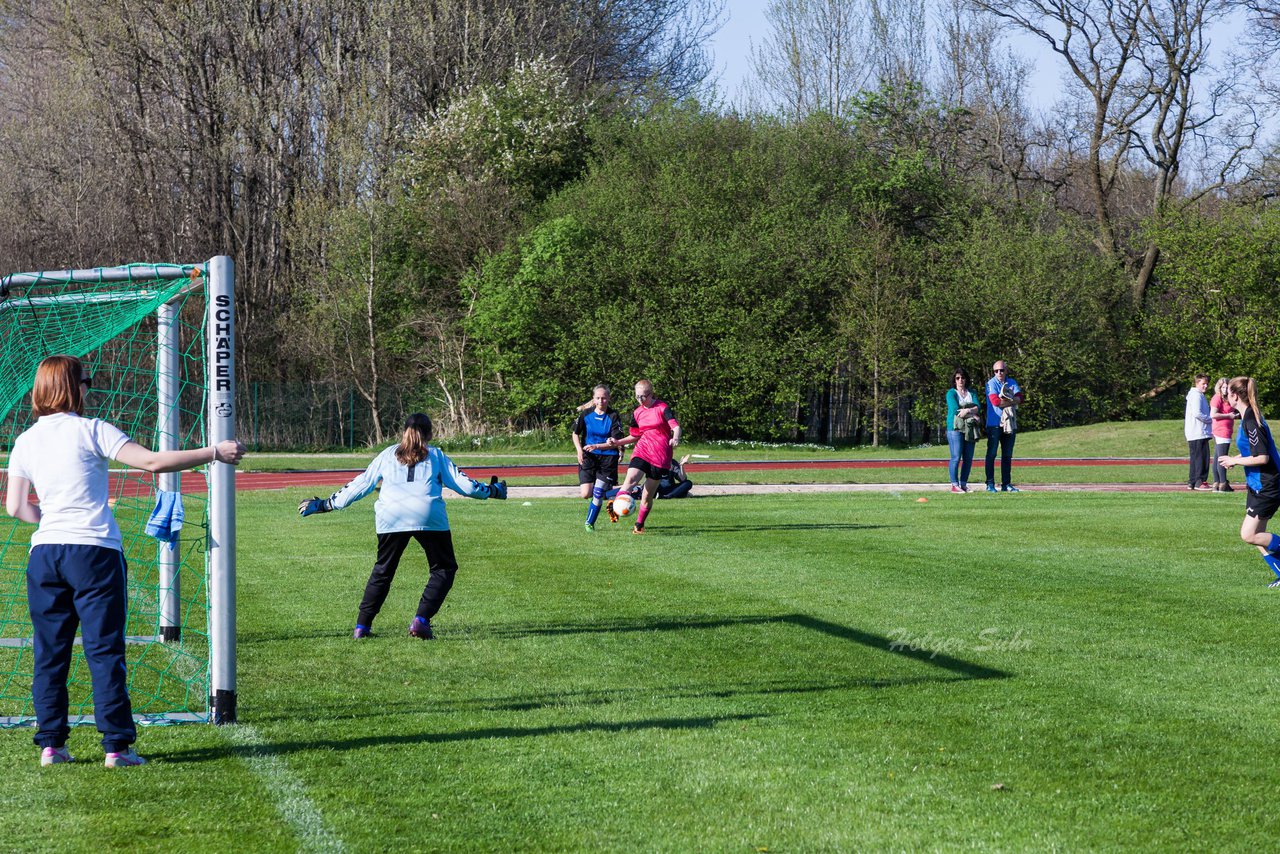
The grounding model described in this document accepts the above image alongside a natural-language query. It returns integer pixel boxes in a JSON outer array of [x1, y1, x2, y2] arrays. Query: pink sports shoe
[[104, 748, 146, 768], [40, 746, 73, 766]]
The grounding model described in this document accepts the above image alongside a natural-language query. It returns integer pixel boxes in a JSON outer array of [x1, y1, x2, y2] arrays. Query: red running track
[[1, 458, 1194, 503]]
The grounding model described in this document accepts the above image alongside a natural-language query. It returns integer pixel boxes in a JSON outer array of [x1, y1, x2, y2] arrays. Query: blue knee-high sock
[[1267, 533, 1280, 556], [1263, 552, 1280, 579], [586, 478, 607, 525]]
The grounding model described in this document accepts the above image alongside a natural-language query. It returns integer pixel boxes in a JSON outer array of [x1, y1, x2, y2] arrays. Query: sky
[[702, 0, 1060, 110], [703, 0, 1251, 115]]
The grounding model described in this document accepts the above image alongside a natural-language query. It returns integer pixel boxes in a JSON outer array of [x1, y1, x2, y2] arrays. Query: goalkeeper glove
[[488, 475, 508, 500], [298, 497, 333, 517]]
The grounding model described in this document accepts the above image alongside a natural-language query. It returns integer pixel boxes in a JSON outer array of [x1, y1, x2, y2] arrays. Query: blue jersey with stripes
[[573, 408, 623, 456], [1237, 410, 1280, 496], [327, 445, 489, 533]]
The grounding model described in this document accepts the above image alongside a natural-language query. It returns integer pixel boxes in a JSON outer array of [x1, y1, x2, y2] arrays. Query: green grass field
[[2, 486, 1277, 851]]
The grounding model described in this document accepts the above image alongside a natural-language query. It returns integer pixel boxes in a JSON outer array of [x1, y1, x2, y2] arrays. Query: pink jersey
[[629, 399, 679, 469], [1211, 393, 1234, 440]]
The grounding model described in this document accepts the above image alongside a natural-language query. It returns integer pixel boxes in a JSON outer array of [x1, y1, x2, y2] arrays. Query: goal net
[[0, 259, 237, 726]]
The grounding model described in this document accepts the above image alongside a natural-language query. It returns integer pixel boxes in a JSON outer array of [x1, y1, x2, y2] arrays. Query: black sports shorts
[[579, 452, 619, 486], [1246, 486, 1280, 521], [628, 457, 671, 481]]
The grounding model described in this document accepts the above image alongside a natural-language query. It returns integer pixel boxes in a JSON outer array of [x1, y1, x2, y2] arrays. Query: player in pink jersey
[[595, 379, 681, 533]]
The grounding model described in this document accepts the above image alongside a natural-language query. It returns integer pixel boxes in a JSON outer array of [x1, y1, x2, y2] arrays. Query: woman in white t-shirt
[[4, 355, 245, 768]]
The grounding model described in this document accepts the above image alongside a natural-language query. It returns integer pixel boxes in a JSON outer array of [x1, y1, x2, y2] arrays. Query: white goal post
[[0, 256, 237, 725]]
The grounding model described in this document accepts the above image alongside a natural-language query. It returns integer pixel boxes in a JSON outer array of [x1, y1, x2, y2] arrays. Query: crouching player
[[297, 413, 507, 638], [1220, 377, 1280, 587], [573, 384, 625, 531], [598, 380, 681, 534]]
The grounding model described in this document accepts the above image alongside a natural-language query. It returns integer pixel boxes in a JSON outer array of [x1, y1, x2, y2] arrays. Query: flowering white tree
[[398, 58, 593, 433]]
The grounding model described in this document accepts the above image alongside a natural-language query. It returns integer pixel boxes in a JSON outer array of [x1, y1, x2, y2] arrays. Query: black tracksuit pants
[[357, 530, 458, 628]]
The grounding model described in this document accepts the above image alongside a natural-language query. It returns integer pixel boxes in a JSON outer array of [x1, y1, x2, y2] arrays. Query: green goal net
[[0, 262, 230, 726]]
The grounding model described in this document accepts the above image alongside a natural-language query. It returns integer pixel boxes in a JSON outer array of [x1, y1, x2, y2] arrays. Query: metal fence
[[241, 382, 432, 450], [240, 380, 949, 451]]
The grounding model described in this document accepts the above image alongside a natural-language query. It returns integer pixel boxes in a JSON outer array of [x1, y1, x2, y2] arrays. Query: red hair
[[30, 355, 86, 417]]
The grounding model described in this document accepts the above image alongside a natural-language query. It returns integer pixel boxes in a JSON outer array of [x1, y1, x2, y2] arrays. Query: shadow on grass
[[161, 713, 766, 764], [239, 628, 365, 643], [245, 614, 1010, 725], [459, 613, 1008, 681], [656, 523, 901, 535], [249, 673, 979, 725]]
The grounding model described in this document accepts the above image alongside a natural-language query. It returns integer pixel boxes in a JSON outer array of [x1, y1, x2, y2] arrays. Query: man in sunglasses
[[984, 360, 1025, 493]]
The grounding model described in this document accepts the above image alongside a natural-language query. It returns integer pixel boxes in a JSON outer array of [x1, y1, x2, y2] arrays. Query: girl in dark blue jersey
[[1220, 376, 1280, 587]]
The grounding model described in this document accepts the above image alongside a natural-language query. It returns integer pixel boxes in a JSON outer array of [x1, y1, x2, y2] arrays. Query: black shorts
[[1246, 487, 1280, 521], [628, 457, 670, 481], [579, 452, 619, 486]]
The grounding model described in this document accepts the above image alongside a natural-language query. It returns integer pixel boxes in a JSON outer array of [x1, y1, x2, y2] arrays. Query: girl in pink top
[[593, 380, 681, 533], [1211, 377, 1240, 492]]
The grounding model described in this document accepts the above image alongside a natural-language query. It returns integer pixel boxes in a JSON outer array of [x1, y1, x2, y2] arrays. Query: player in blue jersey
[[297, 413, 507, 638], [1219, 377, 1280, 587], [572, 385, 626, 530]]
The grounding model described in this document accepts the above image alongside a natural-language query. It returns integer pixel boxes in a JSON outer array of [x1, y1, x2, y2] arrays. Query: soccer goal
[[0, 257, 237, 726]]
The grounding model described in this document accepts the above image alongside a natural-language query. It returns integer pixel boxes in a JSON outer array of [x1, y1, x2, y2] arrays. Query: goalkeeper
[[298, 413, 506, 640]]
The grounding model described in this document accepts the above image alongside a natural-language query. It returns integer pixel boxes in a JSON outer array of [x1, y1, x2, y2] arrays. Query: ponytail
[[1228, 377, 1264, 426], [395, 413, 433, 466]]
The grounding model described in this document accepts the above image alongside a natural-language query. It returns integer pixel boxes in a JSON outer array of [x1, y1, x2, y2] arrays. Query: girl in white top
[[4, 355, 245, 768]]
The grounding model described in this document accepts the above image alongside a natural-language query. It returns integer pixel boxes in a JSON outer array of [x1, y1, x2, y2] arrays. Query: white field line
[[221, 724, 346, 853]]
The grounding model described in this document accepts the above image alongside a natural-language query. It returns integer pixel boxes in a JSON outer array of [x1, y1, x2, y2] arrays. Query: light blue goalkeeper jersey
[[327, 445, 490, 533]]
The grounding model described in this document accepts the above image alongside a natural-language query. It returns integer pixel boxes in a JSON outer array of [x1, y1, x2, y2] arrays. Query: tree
[[390, 57, 593, 433], [934, 0, 1051, 201], [968, 0, 1265, 307], [747, 0, 873, 119], [913, 209, 1135, 427], [0, 0, 722, 400], [833, 213, 917, 446], [1144, 203, 1280, 402]]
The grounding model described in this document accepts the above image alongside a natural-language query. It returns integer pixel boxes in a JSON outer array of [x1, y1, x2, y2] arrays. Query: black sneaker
[[408, 616, 435, 640]]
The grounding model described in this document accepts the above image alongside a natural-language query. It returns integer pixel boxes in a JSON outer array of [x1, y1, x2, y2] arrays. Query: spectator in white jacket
[[1185, 374, 1213, 491]]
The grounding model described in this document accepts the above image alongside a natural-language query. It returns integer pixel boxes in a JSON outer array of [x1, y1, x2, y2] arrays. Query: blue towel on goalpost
[[145, 490, 185, 548]]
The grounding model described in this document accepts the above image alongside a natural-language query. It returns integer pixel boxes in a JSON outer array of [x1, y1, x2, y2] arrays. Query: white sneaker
[[104, 748, 146, 768], [40, 746, 73, 766]]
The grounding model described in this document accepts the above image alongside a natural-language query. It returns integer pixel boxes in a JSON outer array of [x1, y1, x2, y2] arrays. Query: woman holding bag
[[945, 368, 984, 493]]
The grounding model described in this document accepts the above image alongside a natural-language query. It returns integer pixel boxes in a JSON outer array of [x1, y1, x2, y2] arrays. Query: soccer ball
[[612, 493, 634, 517]]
